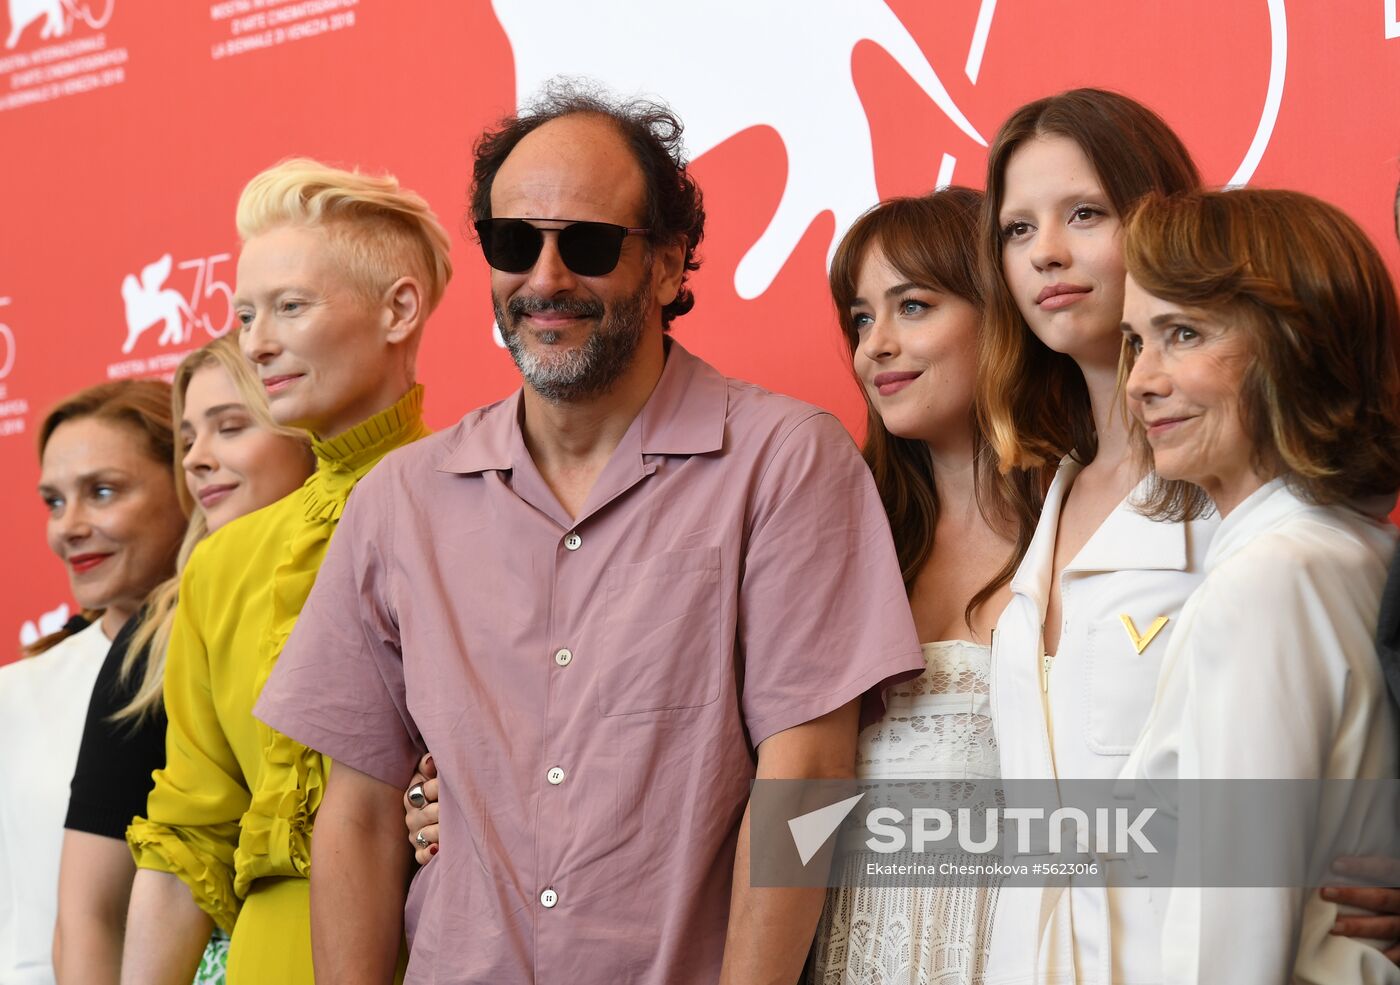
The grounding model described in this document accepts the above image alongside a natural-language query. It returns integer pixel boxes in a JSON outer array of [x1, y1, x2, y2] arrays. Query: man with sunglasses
[[257, 83, 924, 985]]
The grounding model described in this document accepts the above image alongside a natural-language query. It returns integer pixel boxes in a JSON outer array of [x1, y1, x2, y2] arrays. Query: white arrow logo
[[787, 793, 866, 866]]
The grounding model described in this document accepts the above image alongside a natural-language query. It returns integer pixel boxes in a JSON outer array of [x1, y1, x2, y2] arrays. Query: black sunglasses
[[474, 217, 650, 277]]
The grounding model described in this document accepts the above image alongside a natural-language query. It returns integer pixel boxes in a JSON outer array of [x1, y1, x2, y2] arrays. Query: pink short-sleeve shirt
[[256, 341, 923, 983]]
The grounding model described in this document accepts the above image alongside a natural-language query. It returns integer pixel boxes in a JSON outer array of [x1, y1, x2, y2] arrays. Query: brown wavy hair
[[1123, 188, 1400, 516], [830, 189, 1046, 622], [978, 88, 1201, 472], [25, 380, 176, 657]]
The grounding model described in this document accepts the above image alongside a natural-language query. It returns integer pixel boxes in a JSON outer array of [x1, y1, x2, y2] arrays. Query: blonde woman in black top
[[54, 337, 311, 985]]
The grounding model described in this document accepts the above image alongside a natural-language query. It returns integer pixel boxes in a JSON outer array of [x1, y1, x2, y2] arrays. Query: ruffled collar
[[301, 384, 429, 522], [235, 384, 429, 894]]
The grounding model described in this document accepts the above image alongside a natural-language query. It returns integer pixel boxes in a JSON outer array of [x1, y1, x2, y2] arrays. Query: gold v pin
[[1119, 614, 1169, 655]]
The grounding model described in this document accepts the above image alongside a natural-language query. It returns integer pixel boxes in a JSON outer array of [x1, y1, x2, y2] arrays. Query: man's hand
[[1324, 855, 1400, 962]]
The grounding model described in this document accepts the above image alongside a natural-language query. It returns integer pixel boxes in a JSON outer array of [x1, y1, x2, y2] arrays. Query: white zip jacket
[[985, 456, 1216, 985]]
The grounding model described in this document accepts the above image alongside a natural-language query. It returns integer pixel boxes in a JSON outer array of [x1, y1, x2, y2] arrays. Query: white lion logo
[[120, 254, 191, 354], [5, 0, 112, 49], [492, 0, 986, 300]]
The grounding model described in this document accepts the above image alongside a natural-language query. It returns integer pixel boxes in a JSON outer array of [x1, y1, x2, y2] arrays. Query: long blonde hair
[[116, 336, 310, 721]]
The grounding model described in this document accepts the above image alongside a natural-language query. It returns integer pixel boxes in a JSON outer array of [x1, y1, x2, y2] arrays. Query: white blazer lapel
[[1062, 478, 1190, 577]]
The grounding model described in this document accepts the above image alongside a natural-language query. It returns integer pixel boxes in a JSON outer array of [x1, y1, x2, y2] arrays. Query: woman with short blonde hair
[[122, 156, 447, 985]]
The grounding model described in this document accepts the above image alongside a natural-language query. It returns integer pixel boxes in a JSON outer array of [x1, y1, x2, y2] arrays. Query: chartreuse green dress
[[128, 387, 427, 984]]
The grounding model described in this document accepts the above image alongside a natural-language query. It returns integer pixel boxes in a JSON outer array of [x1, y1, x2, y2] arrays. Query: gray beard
[[494, 281, 650, 404]]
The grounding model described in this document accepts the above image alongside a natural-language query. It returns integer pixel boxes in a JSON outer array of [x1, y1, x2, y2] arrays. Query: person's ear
[[383, 276, 423, 344], [651, 238, 686, 309]]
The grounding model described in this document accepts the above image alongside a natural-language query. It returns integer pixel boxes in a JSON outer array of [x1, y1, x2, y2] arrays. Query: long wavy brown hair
[[977, 88, 1202, 472], [830, 188, 1046, 622]]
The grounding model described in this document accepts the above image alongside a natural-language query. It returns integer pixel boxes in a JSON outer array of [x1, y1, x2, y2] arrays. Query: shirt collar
[[311, 383, 428, 472], [1202, 476, 1301, 570], [303, 384, 430, 522], [1010, 456, 1193, 599], [437, 338, 727, 476], [1061, 473, 1191, 575], [1010, 455, 1080, 597]]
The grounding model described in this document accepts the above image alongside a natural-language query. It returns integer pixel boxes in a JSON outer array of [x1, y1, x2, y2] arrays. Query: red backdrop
[[3, 0, 1398, 660]]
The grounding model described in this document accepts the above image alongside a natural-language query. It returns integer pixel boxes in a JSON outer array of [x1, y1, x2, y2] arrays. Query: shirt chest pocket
[[597, 546, 723, 717], [1085, 611, 1170, 755]]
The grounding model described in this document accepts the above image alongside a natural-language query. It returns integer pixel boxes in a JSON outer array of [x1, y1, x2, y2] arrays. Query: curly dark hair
[[469, 79, 705, 329]]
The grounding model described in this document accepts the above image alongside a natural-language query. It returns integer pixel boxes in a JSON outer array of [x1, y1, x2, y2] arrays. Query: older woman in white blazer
[[1117, 188, 1400, 984]]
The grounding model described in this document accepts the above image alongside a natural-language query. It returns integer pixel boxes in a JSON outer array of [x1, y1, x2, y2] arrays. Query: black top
[[64, 612, 166, 840], [1377, 547, 1400, 719]]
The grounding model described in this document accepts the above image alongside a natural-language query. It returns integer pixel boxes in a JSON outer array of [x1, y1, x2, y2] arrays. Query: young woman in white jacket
[[975, 89, 1211, 985]]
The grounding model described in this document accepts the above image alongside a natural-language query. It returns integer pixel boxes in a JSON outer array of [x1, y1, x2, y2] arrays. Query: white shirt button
[[547, 766, 565, 785], [564, 532, 582, 551], [540, 888, 558, 908], [554, 648, 573, 667]]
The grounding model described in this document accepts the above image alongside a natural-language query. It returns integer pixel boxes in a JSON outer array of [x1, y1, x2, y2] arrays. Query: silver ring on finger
[[407, 782, 427, 810], [416, 830, 429, 849]]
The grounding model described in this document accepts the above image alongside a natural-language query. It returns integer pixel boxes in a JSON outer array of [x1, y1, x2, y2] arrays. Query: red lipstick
[[68, 553, 112, 574]]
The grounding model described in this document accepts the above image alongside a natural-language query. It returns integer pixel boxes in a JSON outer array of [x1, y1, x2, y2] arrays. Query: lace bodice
[[808, 640, 1000, 985], [857, 639, 998, 781]]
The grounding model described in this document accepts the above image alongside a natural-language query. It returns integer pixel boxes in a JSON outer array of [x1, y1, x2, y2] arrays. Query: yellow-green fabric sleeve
[[126, 556, 247, 933]]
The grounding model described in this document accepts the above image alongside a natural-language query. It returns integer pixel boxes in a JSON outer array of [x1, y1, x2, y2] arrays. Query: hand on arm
[[119, 869, 213, 985], [403, 752, 439, 865], [54, 830, 137, 985], [1324, 855, 1400, 962], [718, 697, 859, 985], [310, 760, 413, 985]]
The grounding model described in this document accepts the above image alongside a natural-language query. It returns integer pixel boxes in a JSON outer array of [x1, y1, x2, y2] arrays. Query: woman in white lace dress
[[804, 189, 1047, 985]]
